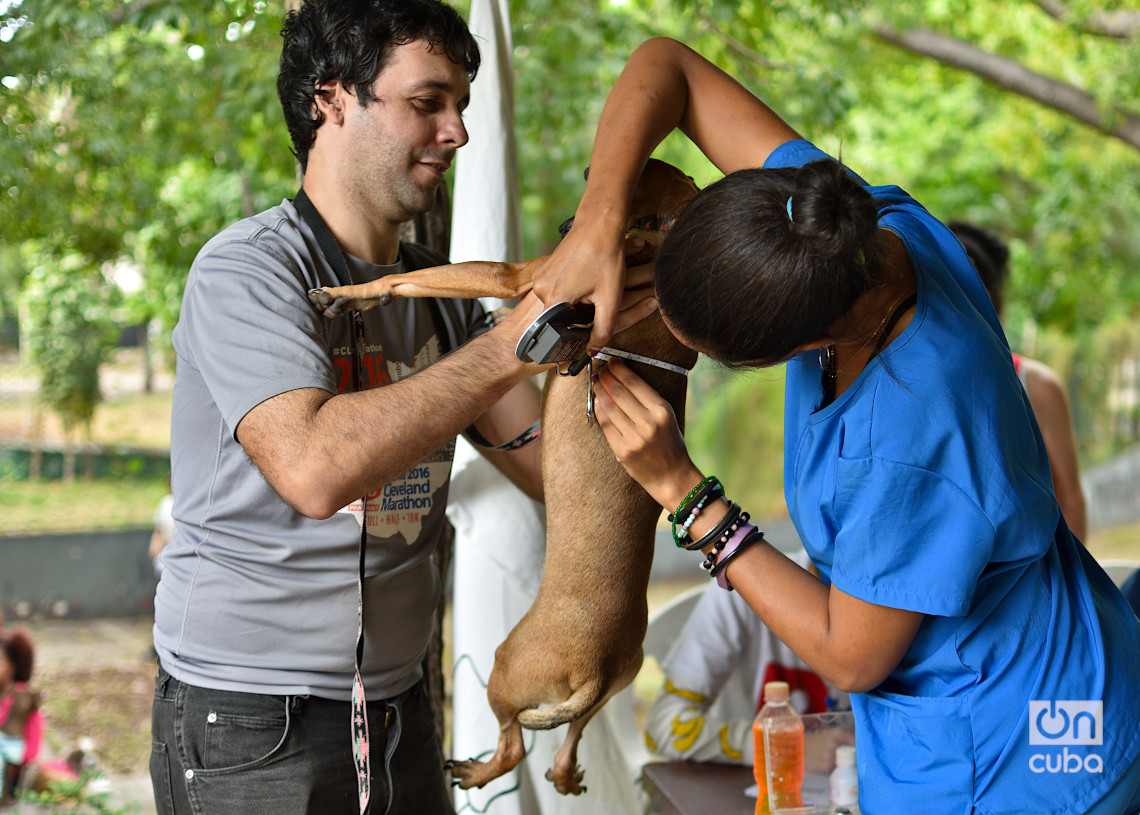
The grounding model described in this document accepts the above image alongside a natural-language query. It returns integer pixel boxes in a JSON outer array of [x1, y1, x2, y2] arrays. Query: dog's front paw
[[307, 288, 353, 318]]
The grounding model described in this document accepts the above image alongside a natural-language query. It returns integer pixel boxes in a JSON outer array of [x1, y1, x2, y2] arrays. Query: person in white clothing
[[645, 552, 852, 773]]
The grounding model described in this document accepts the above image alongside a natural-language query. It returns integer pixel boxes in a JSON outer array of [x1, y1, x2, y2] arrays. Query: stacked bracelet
[[685, 502, 741, 551], [669, 476, 724, 548], [673, 479, 765, 591], [700, 510, 750, 569], [710, 524, 765, 592]]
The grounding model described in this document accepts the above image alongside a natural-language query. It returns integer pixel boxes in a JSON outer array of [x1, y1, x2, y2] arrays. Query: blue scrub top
[[768, 140, 1140, 814]]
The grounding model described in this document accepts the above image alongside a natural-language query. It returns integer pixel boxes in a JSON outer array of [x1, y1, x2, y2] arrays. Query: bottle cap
[[836, 745, 856, 766], [763, 681, 790, 702]]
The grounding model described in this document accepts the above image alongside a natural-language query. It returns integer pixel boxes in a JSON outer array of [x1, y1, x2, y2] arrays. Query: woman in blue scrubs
[[533, 37, 1140, 814]]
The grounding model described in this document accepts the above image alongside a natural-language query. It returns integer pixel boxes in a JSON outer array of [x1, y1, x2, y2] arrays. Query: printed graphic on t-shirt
[[337, 332, 455, 542], [343, 442, 455, 543]]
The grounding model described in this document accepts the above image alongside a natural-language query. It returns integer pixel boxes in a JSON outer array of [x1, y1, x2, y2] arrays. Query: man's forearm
[[238, 324, 542, 518]]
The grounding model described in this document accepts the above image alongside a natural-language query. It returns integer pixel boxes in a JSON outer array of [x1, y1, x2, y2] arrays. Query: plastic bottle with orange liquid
[[752, 680, 804, 814]]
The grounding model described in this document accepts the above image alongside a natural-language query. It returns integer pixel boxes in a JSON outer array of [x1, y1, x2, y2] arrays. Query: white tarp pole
[[447, 0, 540, 811]]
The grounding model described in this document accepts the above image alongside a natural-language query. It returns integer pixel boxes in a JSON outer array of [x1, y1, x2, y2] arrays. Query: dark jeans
[[150, 667, 453, 815]]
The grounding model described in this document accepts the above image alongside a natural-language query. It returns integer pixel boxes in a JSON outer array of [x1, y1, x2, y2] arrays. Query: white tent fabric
[[448, 0, 521, 269], [446, 0, 647, 812]]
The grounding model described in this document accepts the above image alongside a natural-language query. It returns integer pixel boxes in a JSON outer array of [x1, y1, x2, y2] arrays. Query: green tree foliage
[[0, 0, 296, 351], [21, 251, 119, 435]]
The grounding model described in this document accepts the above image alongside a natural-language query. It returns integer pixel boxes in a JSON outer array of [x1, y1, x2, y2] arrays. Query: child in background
[[0, 628, 44, 805], [949, 221, 1088, 541]]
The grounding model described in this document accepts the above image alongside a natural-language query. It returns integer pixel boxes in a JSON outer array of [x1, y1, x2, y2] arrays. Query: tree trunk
[[142, 320, 154, 394]]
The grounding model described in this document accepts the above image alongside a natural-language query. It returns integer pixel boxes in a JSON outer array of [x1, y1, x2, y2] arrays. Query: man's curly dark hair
[[277, 0, 480, 173]]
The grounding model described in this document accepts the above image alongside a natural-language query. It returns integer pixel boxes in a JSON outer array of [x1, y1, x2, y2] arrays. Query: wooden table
[[641, 761, 860, 815], [641, 761, 756, 815]]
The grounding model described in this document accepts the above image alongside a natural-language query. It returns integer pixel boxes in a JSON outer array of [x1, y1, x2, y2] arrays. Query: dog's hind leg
[[543, 696, 608, 796], [447, 711, 528, 790]]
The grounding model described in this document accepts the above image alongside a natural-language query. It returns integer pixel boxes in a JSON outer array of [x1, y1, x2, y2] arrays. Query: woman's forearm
[[675, 496, 923, 693]]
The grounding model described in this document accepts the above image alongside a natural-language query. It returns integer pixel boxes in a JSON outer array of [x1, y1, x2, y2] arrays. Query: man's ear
[[314, 80, 348, 124]]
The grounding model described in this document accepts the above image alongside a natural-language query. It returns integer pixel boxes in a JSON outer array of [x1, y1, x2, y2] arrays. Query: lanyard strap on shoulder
[[295, 188, 355, 288], [298, 188, 454, 355], [292, 188, 372, 815]]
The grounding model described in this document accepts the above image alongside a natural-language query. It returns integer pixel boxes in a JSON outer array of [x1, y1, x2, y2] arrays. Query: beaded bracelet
[[684, 502, 741, 551], [700, 510, 751, 569], [669, 476, 717, 523], [711, 525, 765, 592], [681, 492, 715, 535], [671, 476, 722, 524], [669, 476, 723, 547]]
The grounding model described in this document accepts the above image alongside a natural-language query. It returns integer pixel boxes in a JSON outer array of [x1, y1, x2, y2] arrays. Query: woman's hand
[[593, 358, 703, 510], [531, 226, 640, 353]]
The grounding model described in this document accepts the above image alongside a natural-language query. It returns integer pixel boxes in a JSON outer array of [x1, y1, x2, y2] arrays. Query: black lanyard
[[295, 187, 369, 384], [292, 187, 373, 813], [292, 187, 460, 814]]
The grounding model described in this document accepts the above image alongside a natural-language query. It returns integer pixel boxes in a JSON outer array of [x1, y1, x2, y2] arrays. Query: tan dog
[[310, 159, 699, 794]]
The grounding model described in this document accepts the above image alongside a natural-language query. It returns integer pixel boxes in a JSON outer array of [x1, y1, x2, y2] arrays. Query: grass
[[1084, 519, 1140, 563], [0, 351, 173, 452], [1, 348, 172, 534], [0, 479, 170, 535]]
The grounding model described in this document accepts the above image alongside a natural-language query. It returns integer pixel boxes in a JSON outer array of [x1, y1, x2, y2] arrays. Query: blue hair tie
[[785, 196, 794, 223]]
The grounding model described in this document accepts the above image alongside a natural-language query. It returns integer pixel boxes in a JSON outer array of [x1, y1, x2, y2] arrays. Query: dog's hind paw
[[545, 765, 587, 796]]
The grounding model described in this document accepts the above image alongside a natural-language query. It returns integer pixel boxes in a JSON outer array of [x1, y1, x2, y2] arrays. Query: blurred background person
[[644, 553, 853, 774], [950, 221, 1088, 541], [148, 481, 174, 578], [0, 627, 43, 804]]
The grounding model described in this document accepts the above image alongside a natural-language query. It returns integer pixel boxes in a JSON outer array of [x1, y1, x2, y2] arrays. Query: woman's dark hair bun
[[790, 159, 880, 265], [655, 157, 888, 367]]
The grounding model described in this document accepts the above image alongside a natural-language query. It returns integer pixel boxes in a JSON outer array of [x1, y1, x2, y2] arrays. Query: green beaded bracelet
[[670, 476, 723, 547]]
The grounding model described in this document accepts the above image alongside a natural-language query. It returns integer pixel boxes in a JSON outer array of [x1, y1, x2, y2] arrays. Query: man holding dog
[[150, 2, 654, 812]]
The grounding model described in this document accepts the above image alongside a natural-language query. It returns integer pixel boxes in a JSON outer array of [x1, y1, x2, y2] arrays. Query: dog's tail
[[516, 680, 606, 730]]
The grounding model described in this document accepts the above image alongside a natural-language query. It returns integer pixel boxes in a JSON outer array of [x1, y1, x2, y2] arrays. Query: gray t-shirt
[[155, 199, 488, 700]]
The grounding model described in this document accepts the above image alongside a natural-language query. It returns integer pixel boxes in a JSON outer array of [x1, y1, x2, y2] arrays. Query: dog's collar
[[628, 213, 679, 234], [557, 213, 679, 240]]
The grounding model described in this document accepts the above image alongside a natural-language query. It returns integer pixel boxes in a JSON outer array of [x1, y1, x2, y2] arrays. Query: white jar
[[829, 744, 858, 806]]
